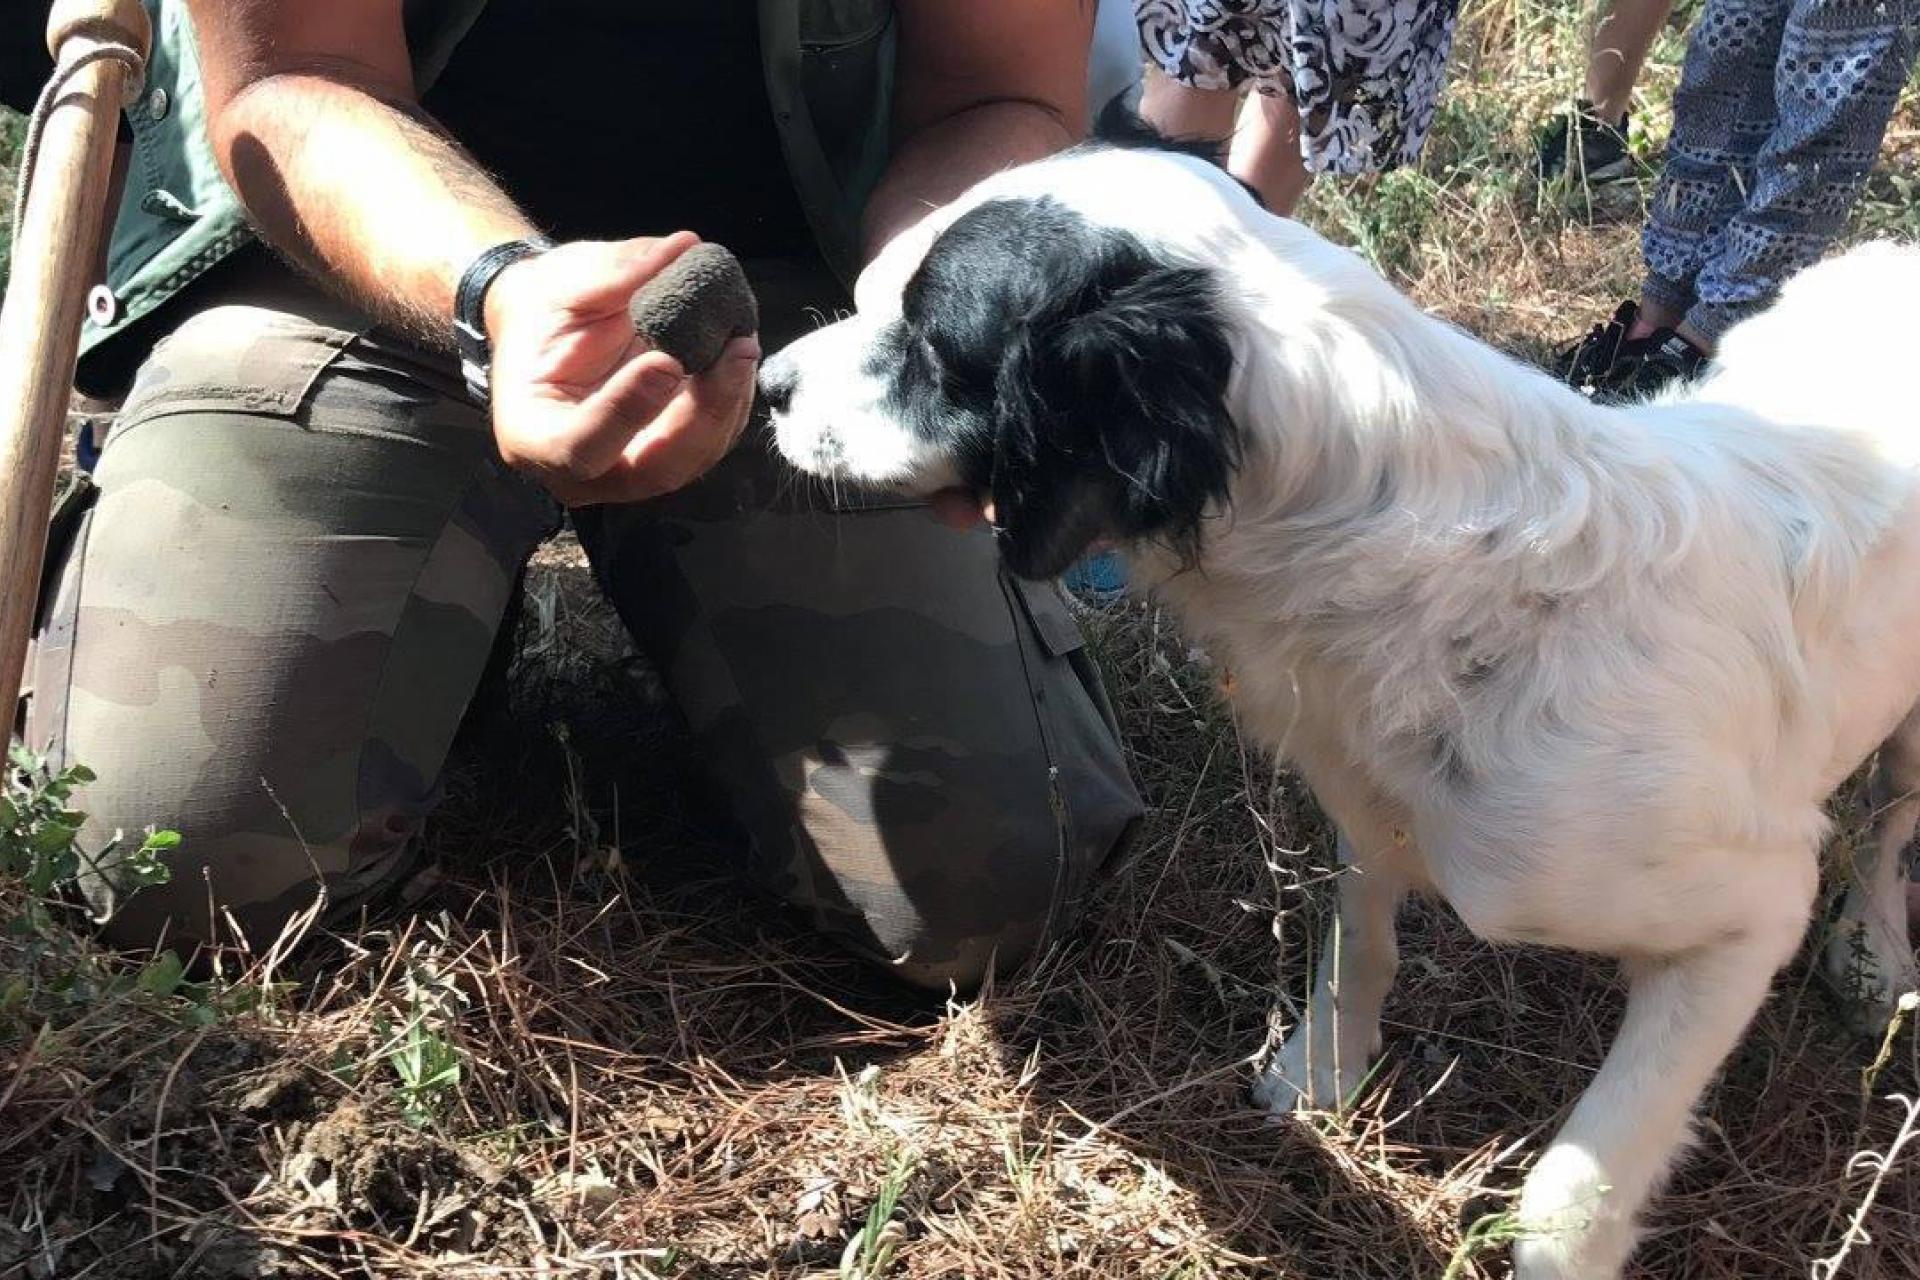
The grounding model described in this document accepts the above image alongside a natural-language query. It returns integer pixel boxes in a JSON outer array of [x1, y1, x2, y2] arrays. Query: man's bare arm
[[190, 0, 532, 341], [187, 0, 758, 506], [861, 0, 1094, 263]]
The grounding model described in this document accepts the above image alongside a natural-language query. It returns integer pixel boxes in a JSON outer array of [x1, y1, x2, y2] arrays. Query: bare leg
[[1254, 830, 1415, 1111], [1628, 305, 1714, 354], [1139, 66, 1243, 154], [1826, 708, 1920, 1029], [1586, 0, 1679, 123], [1228, 89, 1314, 217], [1512, 859, 1814, 1279]]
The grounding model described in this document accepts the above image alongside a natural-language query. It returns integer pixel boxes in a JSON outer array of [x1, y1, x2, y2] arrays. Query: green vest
[[81, 0, 900, 363]]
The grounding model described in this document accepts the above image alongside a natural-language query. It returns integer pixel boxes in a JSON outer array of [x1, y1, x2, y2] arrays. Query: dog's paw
[[1510, 1144, 1634, 1280], [1252, 1028, 1364, 1115], [1250, 1057, 1309, 1114]]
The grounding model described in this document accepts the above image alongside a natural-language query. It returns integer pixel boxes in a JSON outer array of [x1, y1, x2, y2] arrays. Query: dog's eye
[[919, 335, 984, 406], [916, 337, 961, 399]]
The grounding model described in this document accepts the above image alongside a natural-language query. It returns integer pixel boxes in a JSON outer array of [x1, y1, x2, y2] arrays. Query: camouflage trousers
[[23, 254, 1142, 989]]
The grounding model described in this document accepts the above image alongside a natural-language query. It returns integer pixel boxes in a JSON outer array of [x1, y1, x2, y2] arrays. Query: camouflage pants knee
[[24, 255, 1142, 989]]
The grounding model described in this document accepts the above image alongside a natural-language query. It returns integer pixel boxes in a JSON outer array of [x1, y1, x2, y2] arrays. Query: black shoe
[[1618, 329, 1712, 401], [1537, 100, 1632, 185], [1558, 299, 1642, 387], [1559, 301, 1711, 403]]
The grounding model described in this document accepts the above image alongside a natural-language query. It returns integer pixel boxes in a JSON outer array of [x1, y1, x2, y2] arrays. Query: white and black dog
[[761, 119, 1920, 1279]]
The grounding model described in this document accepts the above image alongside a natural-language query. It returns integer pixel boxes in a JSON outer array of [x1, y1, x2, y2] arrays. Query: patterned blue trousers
[[1643, 0, 1920, 341]]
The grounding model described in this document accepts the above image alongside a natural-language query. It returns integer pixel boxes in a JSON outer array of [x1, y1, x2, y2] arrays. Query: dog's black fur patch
[[1089, 96, 1231, 167], [1087, 98, 1267, 208], [880, 195, 1241, 579]]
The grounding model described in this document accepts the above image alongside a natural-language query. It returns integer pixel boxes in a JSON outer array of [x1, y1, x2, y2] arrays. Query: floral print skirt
[[1136, 0, 1460, 173]]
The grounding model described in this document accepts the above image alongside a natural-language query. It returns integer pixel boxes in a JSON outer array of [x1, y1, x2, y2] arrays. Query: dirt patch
[[276, 1100, 542, 1258]]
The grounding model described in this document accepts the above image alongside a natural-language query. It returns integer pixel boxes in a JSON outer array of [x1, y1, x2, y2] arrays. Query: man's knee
[[26, 295, 548, 960], [578, 428, 1143, 991], [85, 830, 314, 955], [787, 762, 1138, 993], [74, 774, 424, 955], [874, 837, 1063, 993]]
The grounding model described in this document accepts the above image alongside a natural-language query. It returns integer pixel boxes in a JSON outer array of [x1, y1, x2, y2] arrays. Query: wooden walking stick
[[0, 0, 149, 726]]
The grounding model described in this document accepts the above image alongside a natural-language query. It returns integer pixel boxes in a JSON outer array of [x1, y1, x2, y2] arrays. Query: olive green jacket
[[83, 0, 1139, 366]]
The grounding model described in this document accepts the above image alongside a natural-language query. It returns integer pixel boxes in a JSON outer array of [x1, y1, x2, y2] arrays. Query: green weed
[[1, 745, 195, 1023], [1442, 1210, 1530, 1280], [372, 952, 469, 1126], [377, 998, 464, 1126], [839, 1147, 916, 1280]]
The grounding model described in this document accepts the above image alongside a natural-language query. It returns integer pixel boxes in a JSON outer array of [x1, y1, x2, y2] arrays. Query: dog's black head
[[876, 196, 1240, 578], [763, 120, 1248, 580]]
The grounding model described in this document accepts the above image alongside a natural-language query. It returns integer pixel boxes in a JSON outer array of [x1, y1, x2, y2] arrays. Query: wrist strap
[[454, 236, 555, 403]]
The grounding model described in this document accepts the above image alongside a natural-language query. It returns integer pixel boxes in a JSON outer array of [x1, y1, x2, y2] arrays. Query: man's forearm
[[186, 1, 755, 509], [214, 72, 535, 344], [860, 100, 1079, 265]]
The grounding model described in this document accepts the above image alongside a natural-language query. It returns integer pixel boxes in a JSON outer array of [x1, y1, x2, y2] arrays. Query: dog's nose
[[759, 353, 798, 414]]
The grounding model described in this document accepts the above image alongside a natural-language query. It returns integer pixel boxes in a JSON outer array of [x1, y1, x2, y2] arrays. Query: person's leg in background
[[1140, 67, 1314, 213], [24, 259, 557, 956], [1266, 0, 1460, 204], [1589, 0, 1680, 122], [1560, 0, 1790, 396], [575, 259, 1143, 992], [1677, 0, 1920, 347], [1137, 23, 1315, 215], [1539, 0, 1679, 184], [1228, 86, 1314, 216], [1140, 65, 1246, 148], [1636, 0, 1794, 339]]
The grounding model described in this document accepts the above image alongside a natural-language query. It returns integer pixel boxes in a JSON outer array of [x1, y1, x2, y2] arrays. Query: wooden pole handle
[[0, 0, 152, 736], [46, 0, 153, 62]]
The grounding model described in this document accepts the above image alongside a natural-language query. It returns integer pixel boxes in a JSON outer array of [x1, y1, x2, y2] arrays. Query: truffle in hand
[[627, 242, 759, 374]]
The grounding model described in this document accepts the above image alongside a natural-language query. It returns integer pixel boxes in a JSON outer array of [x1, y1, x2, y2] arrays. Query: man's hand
[[485, 233, 760, 506]]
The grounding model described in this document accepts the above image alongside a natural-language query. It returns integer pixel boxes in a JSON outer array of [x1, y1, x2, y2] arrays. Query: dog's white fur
[[768, 147, 1920, 1278]]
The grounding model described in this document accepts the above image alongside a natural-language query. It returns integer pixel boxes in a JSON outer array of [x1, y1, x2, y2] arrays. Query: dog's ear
[[988, 262, 1239, 579]]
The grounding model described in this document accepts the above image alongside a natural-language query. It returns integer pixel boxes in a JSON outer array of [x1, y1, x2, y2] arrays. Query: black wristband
[[453, 236, 555, 403]]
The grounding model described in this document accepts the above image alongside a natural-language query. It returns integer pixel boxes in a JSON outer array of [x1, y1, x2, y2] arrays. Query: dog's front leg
[[1512, 850, 1817, 1280], [1254, 828, 1415, 1113]]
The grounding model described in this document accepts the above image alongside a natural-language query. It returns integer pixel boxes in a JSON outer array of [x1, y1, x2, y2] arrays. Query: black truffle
[[627, 242, 759, 374]]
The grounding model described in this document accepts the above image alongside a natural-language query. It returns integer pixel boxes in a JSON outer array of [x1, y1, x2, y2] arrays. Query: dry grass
[[8, 572, 1918, 1279], [5, 3, 1920, 1277]]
